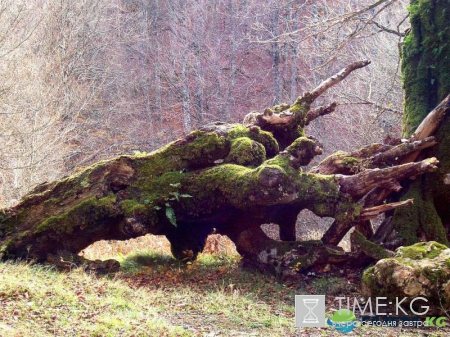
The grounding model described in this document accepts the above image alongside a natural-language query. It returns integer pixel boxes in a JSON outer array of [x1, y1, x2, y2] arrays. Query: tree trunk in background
[[390, 0, 450, 245], [270, 6, 281, 105]]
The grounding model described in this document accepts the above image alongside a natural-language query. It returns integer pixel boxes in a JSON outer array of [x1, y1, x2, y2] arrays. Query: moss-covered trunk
[[391, 0, 450, 246]]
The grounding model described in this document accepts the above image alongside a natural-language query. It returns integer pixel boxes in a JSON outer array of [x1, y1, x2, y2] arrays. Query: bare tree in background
[[248, 0, 409, 152], [0, 0, 110, 205], [0, 1, 45, 204]]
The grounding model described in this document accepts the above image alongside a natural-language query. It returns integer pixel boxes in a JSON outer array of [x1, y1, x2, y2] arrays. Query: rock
[[362, 241, 450, 314]]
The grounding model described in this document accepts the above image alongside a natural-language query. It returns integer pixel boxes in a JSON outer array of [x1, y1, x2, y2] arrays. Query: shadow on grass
[[120, 251, 181, 273], [118, 250, 359, 309]]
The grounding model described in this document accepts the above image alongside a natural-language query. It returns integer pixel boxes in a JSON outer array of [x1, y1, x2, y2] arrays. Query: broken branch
[[359, 199, 414, 220], [305, 102, 338, 125], [338, 157, 439, 199], [296, 60, 371, 105], [372, 136, 437, 166]]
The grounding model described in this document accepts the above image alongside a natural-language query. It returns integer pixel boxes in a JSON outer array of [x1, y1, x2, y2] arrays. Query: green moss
[[136, 131, 230, 177], [35, 195, 118, 235], [362, 266, 379, 295], [252, 100, 311, 149], [362, 260, 413, 298], [287, 241, 329, 272], [264, 156, 290, 170], [132, 127, 279, 202], [392, 180, 448, 245], [0, 208, 29, 239], [0, 238, 13, 258], [227, 125, 252, 139], [316, 151, 345, 164], [148, 171, 185, 193], [364, 250, 450, 309], [289, 100, 310, 123], [291, 172, 354, 218], [397, 241, 447, 260], [314, 151, 366, 174], [394, 257, 416, 268], [121, 170, 191, 227], [181, 153, 345, 217], [17, 231, 28, 240], [422, 265, 449, 285], [227, 125, 279, 158], [352, 230, 390, 260], [402, 0, 450, 136], [445, 259, 450, 269], [314, 204, 327, 215], [119, 200, 147, 216], [187, 164, 257, 211], [42, 198, 59, 208], [305, 175, 341, 213], [282, 137, 321, 167], [342, 157, 359, 165], [272, 103, 290, 112], [0, 219, 13, 238], [333, 204, 362, 224], [224, 137, 266, 167]]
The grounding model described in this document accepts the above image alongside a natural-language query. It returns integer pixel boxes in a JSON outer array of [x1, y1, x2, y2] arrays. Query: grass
[[0, 261, 182, 336], [1, 234, 449, 336]]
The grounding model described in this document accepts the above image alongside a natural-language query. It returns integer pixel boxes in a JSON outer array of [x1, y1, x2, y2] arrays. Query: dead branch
[[243, 60, 371, 131], [371, 136, 437, 165], [305, 102, 338, 125], [296, 60, 371, 104], [397, 94, 450, 163], [412, 94, 450, 141], [359, 199, 413, 220], [338, 157, 439, 199]]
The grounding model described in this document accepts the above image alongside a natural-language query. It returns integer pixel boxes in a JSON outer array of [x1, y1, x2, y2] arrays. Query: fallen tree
[[0, 60, 443, 275]]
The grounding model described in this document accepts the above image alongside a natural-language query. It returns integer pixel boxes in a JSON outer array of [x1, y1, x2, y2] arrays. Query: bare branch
[[412, 94, 450, 141], [312, 137, 437, 176], [401, 94, 450, 163], [305, 102, 338, 125], [296, 60, 371, 104], [322, 156, 438, 246], [339, 157, 439, 199], [366, 19, 406, 37], [371, 136, 437, 165], [251, 0, 399, 45], [360, 199, 413, 220], [322, 197, 413, 246]]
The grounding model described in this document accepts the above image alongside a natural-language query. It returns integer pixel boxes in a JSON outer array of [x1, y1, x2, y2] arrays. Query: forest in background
[[0, 0, 408, 206]]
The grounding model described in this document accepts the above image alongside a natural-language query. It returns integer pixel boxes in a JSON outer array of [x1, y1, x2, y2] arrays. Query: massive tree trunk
[[387, 0, 450, 247], [0, 61, 441, 275]]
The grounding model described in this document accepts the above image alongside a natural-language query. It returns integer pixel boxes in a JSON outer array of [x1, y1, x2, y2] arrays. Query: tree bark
[[388, 0, 450, 247]]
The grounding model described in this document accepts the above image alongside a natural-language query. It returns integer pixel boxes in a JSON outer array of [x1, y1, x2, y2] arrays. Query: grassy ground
[[0, 235, 449, 336]]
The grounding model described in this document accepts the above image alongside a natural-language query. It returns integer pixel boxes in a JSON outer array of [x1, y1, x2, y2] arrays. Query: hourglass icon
[[302, 298, 319, 324]]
